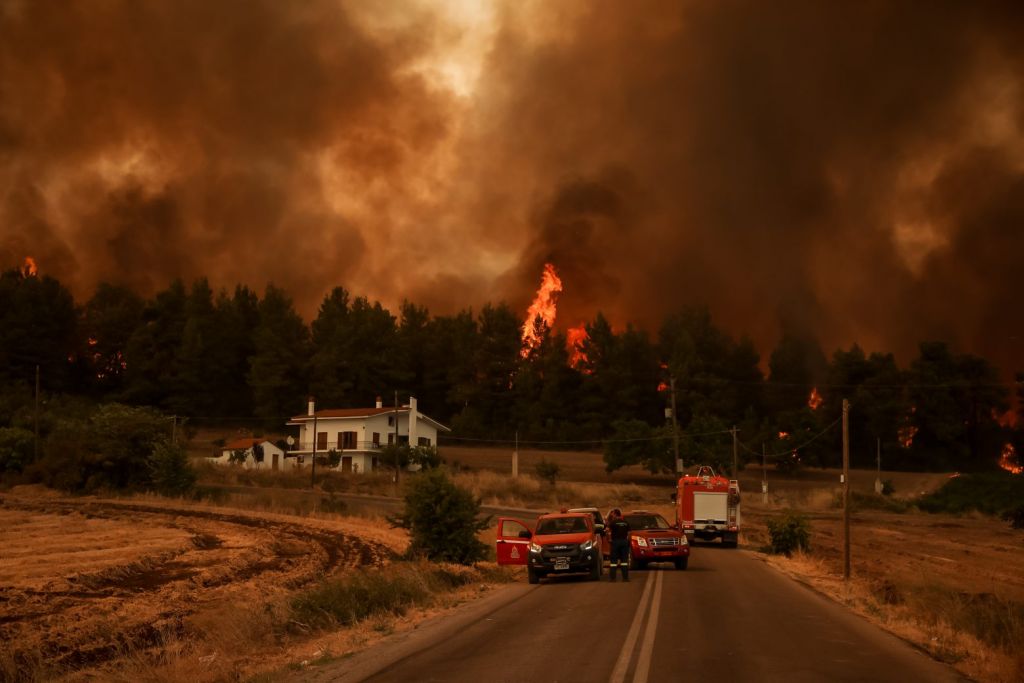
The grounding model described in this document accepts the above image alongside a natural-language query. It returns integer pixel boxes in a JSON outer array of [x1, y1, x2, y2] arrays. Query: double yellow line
[[609, 570, 664, 683]]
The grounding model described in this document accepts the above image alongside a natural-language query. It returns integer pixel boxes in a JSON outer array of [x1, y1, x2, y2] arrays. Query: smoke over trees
[[2, 1, 1023, 383]]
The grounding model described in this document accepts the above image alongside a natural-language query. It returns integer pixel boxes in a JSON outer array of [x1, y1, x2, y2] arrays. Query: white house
[[286, 396, 450, 474], [208, 438, 291, 471]]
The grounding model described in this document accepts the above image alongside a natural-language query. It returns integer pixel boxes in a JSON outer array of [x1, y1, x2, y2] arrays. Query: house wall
[[210, 442, 287, 470]]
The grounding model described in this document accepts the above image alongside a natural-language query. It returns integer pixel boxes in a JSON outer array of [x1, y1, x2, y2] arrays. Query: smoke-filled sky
[[2, 0, 1023, 374]]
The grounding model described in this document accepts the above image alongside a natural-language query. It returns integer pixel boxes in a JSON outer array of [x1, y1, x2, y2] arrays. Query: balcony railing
[[289, 440, 389, 452]]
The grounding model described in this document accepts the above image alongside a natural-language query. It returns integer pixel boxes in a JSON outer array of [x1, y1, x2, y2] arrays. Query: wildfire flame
[[520, 263, 563, 357], [22, 257, 37, 277], [898, 424, 918, 449], [1000, 443, 1022, 475], [778, 431, 790, 439], [808, 387, 823, 410], [567, 323, 589, 367]]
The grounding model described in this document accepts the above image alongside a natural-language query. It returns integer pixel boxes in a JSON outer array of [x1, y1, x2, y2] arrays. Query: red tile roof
[[223, 437, 263, 450], [289, 407, 408, 421]]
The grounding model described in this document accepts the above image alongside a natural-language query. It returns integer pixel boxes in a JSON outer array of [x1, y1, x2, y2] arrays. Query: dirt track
[[0, 493, 397, 673]]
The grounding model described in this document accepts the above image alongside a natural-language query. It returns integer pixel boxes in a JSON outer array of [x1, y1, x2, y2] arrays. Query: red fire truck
[[673, 465, 740, 547]]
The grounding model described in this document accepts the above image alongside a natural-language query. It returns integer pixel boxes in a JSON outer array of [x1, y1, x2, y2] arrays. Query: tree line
[[1, 267, 1021, 475]]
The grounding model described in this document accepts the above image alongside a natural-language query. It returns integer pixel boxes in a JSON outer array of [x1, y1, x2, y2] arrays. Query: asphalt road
[[302, 545, 963, 683]]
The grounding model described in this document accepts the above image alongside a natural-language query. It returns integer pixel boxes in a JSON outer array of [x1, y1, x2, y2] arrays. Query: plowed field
[[0, 492, 399, 674]]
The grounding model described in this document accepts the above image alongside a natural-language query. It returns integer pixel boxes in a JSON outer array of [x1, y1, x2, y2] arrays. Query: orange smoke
[[567, 323, 588, 367], [520, 263, 563, 357], [808, 387, 823, 410], [22, 257, 37, 277], [1000, 443, 1022, 475]]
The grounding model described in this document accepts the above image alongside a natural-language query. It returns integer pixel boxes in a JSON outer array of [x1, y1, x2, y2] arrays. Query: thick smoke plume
[[2, 1, 1023, 374]]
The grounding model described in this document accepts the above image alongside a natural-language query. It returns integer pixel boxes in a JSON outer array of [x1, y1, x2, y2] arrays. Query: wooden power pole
[[731, 425, 738, 477], [842, 398, 851, 580]]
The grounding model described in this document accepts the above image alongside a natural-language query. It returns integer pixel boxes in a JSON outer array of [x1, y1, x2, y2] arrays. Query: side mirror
[[594, 523, 605, 533], [670, 492, 677, 502], [518, 530, 532, 539]]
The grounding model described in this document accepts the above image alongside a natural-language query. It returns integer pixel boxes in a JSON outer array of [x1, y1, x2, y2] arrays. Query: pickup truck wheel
[[528, 567, 540, 584], [674, 558, 688, 570], [590, 556, 601, 581]]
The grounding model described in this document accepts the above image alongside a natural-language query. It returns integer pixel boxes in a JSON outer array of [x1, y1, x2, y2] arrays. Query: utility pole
[[874, 437, 882, 494], [731, 425, 738, 477], [761, 442, 767, 504], [393, 390, 400, 485], [171, 415, 177, 446], [310, 409, 318, 488], [33, 365, 40, 461], [670, 376, 681, 473], [842, 398, 851, 581], [512, 430, 519, 478]]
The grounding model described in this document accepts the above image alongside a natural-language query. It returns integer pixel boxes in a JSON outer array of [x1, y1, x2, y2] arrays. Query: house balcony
[[288, 440, 393, 455]]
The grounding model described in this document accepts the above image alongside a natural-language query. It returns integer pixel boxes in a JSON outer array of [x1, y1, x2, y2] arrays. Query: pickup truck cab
[[624, 510, 690, 570], [567, 506, 610, 558], [496, 512, 604, 584]]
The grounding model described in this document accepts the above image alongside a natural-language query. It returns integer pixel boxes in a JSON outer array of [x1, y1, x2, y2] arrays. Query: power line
[[736, 416, 843, 459]]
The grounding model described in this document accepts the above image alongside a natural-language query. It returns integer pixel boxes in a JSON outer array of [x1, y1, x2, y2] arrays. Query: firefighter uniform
[[607, 510, 631, 581]]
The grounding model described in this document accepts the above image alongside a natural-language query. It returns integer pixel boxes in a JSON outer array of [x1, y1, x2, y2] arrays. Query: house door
[[341, 456, 352, 473], [272, 453, 279, 471]]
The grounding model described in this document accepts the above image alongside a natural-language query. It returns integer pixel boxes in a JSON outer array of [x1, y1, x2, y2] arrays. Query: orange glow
[[808, 387, 823, 410], [657, 382, 669, 392], [22, 257, 37, 277], [778, 431, 790, 439], [996, 410, 1018, 428], [898, 424, 918, 449], [566, 323, 589, 367], [1000, 443, 1022, 475]]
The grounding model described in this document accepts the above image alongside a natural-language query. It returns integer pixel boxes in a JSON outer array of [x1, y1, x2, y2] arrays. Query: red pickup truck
[[624, 510, 690, 570], [496, 512, 604, 584]]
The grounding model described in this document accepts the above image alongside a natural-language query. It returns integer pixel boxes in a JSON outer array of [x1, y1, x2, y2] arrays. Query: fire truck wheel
[[528, 567, 540, 584], [674, 558, 688, 570]]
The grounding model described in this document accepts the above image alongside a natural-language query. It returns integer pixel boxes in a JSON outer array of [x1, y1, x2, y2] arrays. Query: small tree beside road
[[389, 469, 489, 565]]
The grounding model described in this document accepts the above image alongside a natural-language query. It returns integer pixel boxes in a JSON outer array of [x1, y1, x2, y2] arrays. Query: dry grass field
[[0, 488, 409, 681]]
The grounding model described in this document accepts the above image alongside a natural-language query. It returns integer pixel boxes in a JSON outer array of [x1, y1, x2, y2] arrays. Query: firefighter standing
[[607, 508, 631, 582]]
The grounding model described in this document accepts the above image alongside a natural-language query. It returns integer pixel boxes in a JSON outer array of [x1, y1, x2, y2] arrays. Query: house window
[[418, 437, 431, 447], [340, 431, 357, 449], [372, 432, 380, 447], [316, 432, 327, 450], [388, 415, 395, 427]]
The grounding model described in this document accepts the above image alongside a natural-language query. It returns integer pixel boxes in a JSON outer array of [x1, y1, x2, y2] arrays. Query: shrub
[[534, 459, 560, 485], [766, 510, 810, 556], [1002, 505, 1024, 530], [918, 471, 1024, 516], [148, 440, 196, 496], [0, 427, 34, 473], [881, 479, 895, 496], [389, 469, 489, 564], [289, 567, 429, 631]]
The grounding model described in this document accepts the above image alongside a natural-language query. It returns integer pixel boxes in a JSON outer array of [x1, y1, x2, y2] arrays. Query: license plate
[[554, 557, 570, 570]]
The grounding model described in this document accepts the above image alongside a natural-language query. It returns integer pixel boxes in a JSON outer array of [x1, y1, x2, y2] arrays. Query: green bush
[[389, 469, 489, 564], [148, 440, 196, 496], [0, 427, 35, 473], [918, 471, 1024, 517], [534, 459, 560, 485], [1002, 505, 1024, 530], [766, 511, 811, 556]]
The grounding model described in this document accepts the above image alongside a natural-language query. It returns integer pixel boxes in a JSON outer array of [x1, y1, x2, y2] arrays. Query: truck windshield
[[624, 514, 671, 530], [536, 517, 589, 534]]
